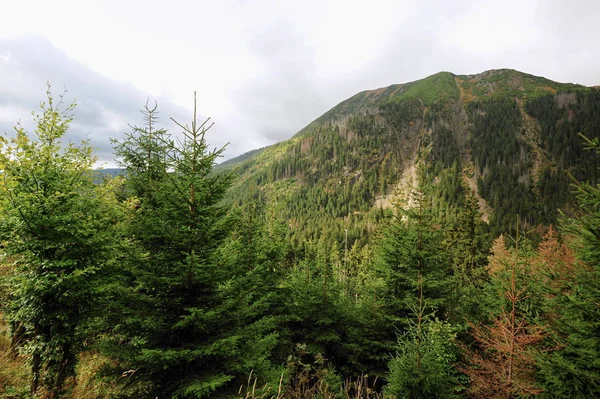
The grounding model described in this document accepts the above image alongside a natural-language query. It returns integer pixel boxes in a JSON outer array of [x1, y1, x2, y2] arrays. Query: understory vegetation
[[1, 84, 600, 399]]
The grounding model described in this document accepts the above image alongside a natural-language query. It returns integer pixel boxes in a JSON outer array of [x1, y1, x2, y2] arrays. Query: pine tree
[[536, 135, 600, 398], [386, 278, 461, 399], [377, 176, 451, 329], [106, 95, 267, 398], [462, 231, 546, 398]]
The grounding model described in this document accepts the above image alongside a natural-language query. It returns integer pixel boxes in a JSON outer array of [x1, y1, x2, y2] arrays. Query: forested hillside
[[220, 69, 599, 243], [1, 70, 600, 399]]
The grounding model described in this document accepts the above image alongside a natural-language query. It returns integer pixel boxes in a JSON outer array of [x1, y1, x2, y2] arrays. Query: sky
[[1, 0, 599, 167]]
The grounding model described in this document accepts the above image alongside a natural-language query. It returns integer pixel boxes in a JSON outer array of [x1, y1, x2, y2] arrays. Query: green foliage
[[397, 71, 460, 106], [0, 87, 122, 398], [526, 91, 600, 220], [220, 72, 598, 261], [443, 193, 491, 324], [535, 136, 600, 398], [222, 98, 423, 253], [104, 99, 281, 398], [376, 178, 452, 328], [216, 204, 288, 386], [1, 72, 600, 398], [456, 69, 585, 101], [386, 317, 461, 399], [469, 97, 539, 235], [280, 249, 353, 371]]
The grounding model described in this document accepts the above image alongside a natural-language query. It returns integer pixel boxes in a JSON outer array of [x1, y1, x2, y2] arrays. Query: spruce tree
[[444, 192, 491, 324], [376, 171, 458, 395], [537, 135, 600, 397], [279, 237, 354, 389], [343, 242, 390, 378], [376, 175, 451, 329], [107, 95, 268, 398], [386, 278, 460, 399], [215, 203, 287, 385]]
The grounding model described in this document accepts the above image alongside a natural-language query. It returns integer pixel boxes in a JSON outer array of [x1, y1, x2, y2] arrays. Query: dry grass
[[0, 313, 122, 399], [238, 372, 389, 399], [0, 314, 30, 399], [69, 351, 122, 399], [238, 371, 285, 399]]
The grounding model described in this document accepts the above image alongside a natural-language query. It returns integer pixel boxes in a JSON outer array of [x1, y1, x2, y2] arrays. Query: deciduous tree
[[0, 88, 121, 398]]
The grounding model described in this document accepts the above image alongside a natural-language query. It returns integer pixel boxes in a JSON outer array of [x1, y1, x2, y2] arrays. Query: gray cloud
[[2, 1, 600, 166], [224, 0, 600, 151], [226, 18, 329, 144], [0, 34, 237, 166], [224, 3, 447, 145]]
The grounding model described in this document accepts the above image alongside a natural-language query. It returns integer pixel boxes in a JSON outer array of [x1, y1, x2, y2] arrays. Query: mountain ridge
[[219, 68, 599, 246], [222, 68, 591, 170]]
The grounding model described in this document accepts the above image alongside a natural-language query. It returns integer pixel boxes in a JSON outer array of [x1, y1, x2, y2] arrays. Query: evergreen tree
[[106, 96, 269, 398], [444, 193, 491, 324], [375, 172, 458, 395], [536, 135, 600, 398], [281, 245, 351, 363], [377, 176, 452, 329], [215, 203, 288, 384], [386, 278, 460, 399], [343, 242, 390, 378]]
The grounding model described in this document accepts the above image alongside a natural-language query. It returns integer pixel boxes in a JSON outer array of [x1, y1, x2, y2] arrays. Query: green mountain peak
[[219, 69, 598, 242]]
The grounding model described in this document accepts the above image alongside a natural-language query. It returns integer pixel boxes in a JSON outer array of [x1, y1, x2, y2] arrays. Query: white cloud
[[0, 0, 599, 165], [0, 50, 13, 63], [0, 104, 30, 127], [441, 0, 540, 55]]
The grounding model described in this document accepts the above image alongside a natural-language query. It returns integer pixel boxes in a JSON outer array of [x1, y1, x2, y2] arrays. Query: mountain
[[94, 168, 124, 177], [218, 69, 600, 247]]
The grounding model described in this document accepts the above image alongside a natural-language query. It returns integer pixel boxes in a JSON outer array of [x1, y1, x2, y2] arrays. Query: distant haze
[[1, 0, 599, 166]]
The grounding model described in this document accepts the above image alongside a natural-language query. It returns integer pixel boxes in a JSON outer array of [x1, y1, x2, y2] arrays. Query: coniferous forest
[[1, 70, 600, 399]]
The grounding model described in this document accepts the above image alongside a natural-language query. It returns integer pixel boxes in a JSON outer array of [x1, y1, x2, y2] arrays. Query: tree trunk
[[30, 323, 41, 395], [48, 342, 72, 399], [31, 349, 41, 395]]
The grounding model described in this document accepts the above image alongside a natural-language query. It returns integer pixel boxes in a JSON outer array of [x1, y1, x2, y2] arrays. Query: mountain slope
[[219, 69, 599, 246]]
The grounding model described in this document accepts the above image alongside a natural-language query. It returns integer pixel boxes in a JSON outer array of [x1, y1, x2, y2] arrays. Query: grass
[[238, 372, 390, 399], [456, 69, 589, 102], [0, 314, 30, 399], [0, 311, 121, 399], [398, 72, 460, 105]]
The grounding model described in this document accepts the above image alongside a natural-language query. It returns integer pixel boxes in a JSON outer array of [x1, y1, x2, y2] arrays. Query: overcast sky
[[1, 0, 599, 166]]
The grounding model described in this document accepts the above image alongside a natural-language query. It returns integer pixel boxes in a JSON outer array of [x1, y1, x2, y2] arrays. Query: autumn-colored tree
[[530, 226, 576, 285], [535, 135, 600, 398], [463, 231, 546, 398]]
